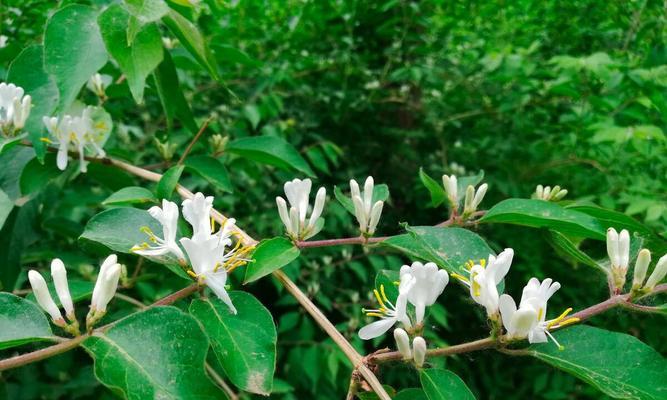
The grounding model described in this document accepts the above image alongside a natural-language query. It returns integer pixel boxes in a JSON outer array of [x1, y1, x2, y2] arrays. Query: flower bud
[[632, 249, 651, 289], [28, 270, 64, 325], [644, 254, 667, 290], [50, 259, 74, 320], [618, 230, 630, 270], [91, 254, 118, 311], [606, 228, 620, 269], [94, 263, 121, 312], [393, 328, 412, 360], [463, 185, 475, 213], [413, 336, 426, 367], [442, 174, 458, 205], [472, 183, 488, 209]]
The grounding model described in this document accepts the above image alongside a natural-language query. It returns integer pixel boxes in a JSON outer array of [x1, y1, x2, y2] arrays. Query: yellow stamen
[[480, 258, 486, 268], [187, 270, 198, 279], [471, 271, 481, 297], [537, 307, 544, 322], [40, 137, 53, 143], [211, 217, 215, 233], [546, 307, 573, 329], [373, 289, 386, 308], [380, 284, 390, 303], [450, 272, 469, 283], [365, 312, 384, 318]]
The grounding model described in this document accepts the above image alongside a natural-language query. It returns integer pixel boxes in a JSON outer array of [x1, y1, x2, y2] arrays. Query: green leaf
[[0, 293, 55, 350], [125, 0, 169, 25], [419, 168, 446, 207], [333, 183, 390, 215], [162, 10, 219, 80], [190, 293, 277, 395], [395, 388, 428, 400], [98, 5, 164, 103], [19, 154, 62, 195], [375, 269, 400, 301], [44, 5, 109, 111], [83, 306, 221, 399], [7, 44, 59, 161], [79, 207, 189, 279], [0, 198, 39, 291], [185, 156, 233, 193], [103, 186, 157, 206], [243, 104, 261, 129], [226, 136, 315, 177], [382, 226, 494, 273], [527, 326, 667, 400], [153, 50, 198, 134], [545, 230, 601, 271], [480, 199, 606, 239], [420, 369, 476, 400], [244, 237, 300, 283], [156, 165, 185, 200], [0, 189, 13, 230]]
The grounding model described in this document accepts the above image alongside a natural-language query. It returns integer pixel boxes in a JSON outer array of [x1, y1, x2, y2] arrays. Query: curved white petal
[[358, 317, 397, 340]]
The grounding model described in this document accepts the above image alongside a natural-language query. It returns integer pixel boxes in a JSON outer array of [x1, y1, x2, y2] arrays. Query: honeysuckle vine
[[5, 141, 667, 400]]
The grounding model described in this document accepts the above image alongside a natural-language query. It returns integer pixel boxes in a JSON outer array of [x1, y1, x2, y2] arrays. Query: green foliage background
[[1, 0, 666, 399]]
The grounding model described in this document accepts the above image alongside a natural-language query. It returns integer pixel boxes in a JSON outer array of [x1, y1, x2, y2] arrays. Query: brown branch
[[177, 116, 214, 165]]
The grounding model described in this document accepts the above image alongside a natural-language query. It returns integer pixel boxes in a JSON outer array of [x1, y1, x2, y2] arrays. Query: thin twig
[[206, 363, 239, 400], [177, 116, 214, 165]]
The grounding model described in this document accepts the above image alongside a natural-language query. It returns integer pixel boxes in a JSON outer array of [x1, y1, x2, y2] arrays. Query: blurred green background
[[1, 0, 666, 399]]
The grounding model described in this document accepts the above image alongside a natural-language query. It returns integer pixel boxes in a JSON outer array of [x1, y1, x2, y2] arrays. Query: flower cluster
[[349, 176, 384, 236], [358, 262, 448, 367], [442, 174, 488, 216], [43, 106, 108, 173], [132, 192, 254, 314], [28, 255, 122, 334], [276, 178, 326, 241], [0, 82, 31, 136], [533, 184, 568, 201]]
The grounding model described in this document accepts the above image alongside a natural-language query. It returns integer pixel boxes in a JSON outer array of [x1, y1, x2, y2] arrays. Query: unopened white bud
[[413, 336, 426, 367], [618, 230, 630, 270], [632, 249, 651, 288], [472, 183, 488, 209], [307, 187, 326, 230], [606, 228, 620, 270], [94, 263, 121, 312], [276, 196, 291, 234], [28, 270, 64, 325], [644, 254, 667, 290], [367, 201, 384, 235], [442, 175, 458, 204], [91, 254, 118, 310], [463, 185, 475, 213], [535, 185, 544, 199], [50, 259, 74, 319], [393, 328, 412, 360], [552, 189, 568, 200]]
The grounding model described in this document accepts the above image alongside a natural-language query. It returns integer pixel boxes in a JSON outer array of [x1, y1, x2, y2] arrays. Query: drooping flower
[[399, 261, 449, 324], [412, 336, 426, 367], [606, 228, 630, 289], [533, 185, 568, 201], [276, 178, 326, 240], [132, 199, 185, 261], [499, 278, 578, 348], [0, 82, 31, 136], [393, 328, 412, 360], [452, 248, 514, 317], [350, 176, 384, 236], [50, 259, 75, 320], [28, 270, 65, 326], [358, 277, 415, 340], [463, 183, 488, 216]]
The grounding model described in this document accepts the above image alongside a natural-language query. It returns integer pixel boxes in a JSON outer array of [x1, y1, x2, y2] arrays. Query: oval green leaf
[[527, 325, 667, 400], [156, 164, 185, 200], [162, 9, 219, 80], [190, 293, 277, 395], [244, 237, 300, 284], [226, 136, 315, 177], [185, 155, 233, 193], [0, 293, 55, 350], [103, 186, 157, 206], [420, 369, 476, 400], [480, 199, 606, 239], [83, 306, 221, 399]]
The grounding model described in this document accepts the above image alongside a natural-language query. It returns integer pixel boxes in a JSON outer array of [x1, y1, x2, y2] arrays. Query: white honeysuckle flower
[[0, 82, 31, 135], [644, 254, 667, 290], [42, 107, 105, 173], [393, 328, 412, 360], [50, 259, 74, 320], [276, 178, 326, 240], [86, 73, 111, 97], [350, 176, 384, 236], [452, 248, 514, 317], [463, 183, 488, 215], [441, 174, 458, 206], [91, 254, 120, 312], [632, 249, 651, 289], [412, 336, 426, 367], [534, 185, 568, 201], [358, 277, 415, 340], [499, 278, 577, 348], [606, 228, 630, 288], [132, 199, 185, 261], [182, 192, 215, 242], [180, 236, 239, 314], [93, 263, 121, 313], [28, 270, 65, 326], [399, 261, 449, 324]]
